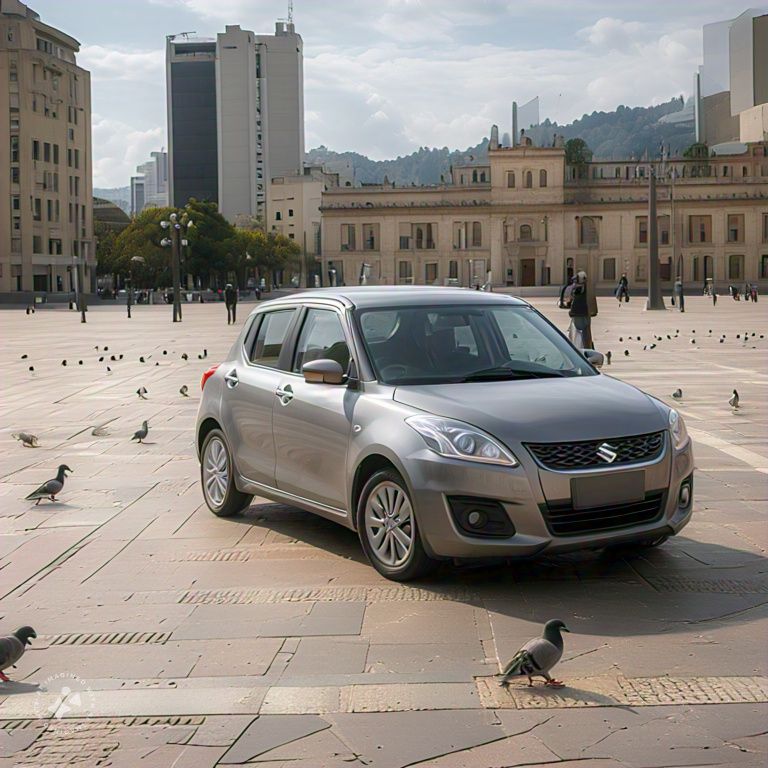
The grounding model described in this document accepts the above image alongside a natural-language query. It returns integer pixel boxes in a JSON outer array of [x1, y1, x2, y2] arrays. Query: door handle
[[224, 369, 239, 389], [275, 383, 294, 405]]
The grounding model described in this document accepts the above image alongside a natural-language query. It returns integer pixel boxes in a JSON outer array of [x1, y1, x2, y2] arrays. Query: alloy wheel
[[364, 480, 414, 567], [203, 436, 229, 508]]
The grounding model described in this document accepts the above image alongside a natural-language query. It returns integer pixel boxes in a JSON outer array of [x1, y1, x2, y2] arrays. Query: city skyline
[[27, 0, 765, 186]]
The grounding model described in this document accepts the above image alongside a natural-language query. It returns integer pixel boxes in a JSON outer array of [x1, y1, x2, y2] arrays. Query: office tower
[[0, 0, 93, 296], [167, 21, 304, 222]]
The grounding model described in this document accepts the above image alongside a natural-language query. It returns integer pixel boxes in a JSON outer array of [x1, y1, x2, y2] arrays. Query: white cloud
[[577, 17, 646, 49], [79, 45, 164, 82], [91, 115, 164, 188]]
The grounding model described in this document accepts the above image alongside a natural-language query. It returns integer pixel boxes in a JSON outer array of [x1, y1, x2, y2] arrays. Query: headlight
[[669, 409, 688, 449], [406, 415, 519, 466]]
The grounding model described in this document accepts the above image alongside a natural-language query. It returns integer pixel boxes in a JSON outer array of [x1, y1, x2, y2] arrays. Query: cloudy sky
[[29, 0, 758, 187]]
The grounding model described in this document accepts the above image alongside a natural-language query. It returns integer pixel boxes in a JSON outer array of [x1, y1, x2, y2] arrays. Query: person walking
[[615, 273, 629, 305], [568, 271, 597, 349], [224, 283, 238, 325]]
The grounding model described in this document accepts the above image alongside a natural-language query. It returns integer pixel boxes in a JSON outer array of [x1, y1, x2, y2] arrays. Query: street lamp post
[[160, 211, 193, 323], [127, 255, 145, 319], [646, 167, 666, 310]]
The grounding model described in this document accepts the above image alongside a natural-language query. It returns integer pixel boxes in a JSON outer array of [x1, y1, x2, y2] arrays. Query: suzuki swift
[[196, 287, 694, 581]]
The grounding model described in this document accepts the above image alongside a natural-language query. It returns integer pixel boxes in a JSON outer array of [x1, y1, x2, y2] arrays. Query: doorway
[[521, 258, 536, 286]]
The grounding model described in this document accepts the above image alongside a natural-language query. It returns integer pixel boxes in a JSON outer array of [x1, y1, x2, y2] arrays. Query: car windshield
[[356, 303, 597, 385]]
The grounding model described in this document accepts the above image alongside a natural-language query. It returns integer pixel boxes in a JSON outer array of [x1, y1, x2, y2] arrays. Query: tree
[[564, 138, 593, 167], [94, 221, 119, 278], [111, 207, 176, 288], [183, 199, 237, 287]]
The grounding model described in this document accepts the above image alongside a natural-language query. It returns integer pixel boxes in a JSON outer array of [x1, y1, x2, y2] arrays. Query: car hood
[[393, 375, 667, 444]]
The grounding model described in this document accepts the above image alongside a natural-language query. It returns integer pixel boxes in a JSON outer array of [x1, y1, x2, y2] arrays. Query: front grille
[[542, 492, 665, 536], [527, 431, 665, 470]]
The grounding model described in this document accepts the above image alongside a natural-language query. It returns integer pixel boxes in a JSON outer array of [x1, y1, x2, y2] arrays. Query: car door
[[222, 307, 298, 487], [272, 306, 357, 512]]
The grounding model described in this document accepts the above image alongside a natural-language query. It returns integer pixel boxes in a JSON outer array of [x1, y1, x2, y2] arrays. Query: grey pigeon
[[729, 389, 739, 410], [179, 385, 189, 397], [137, 386, 148, 400], [132, 420, 149, 443], [672, 389, 683, 400], [12, 432, 39, 448], [25, 464, 72, 505], [139, 356, 146, 363], [499, 619, 570, 688], [181, 353, 188, 361], [0, 626, 36, 682]]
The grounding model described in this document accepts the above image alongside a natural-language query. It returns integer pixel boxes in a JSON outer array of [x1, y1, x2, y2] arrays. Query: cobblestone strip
[[39, 631, 172, 646], [178, 585, 480, 604], [170, 549, 253, 562], [476, 675, 768, 710], [646, 576, 768, 594]]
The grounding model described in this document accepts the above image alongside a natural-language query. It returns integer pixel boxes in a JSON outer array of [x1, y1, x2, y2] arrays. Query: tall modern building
[[130, 150, 168, 215], [166, 20, 304, 222], [0, 0, 93, 296]]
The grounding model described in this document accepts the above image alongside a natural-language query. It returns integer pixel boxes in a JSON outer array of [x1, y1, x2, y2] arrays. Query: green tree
[[112, 207, 176, 288], [564, 138, 593, 167], [94, 221, 119, 278], [183, 199, 236, 287]]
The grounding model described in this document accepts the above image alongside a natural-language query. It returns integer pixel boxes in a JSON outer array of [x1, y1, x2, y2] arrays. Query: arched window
[[506, 171, 515, 188], [742, 166, 748, 177], [479, 171, 487, 182], [472, 170, 478, 183], [579, 216, 598, 246], [519, 224, 532, 241], [539, 169, 547, 187], [524, 171, 533, 188], [415, 226, 424, 249], [471, 221, 482, 247]]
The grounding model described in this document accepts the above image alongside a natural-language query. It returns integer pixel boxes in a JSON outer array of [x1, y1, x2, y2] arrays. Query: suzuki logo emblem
[[596, 442, 618, 463]]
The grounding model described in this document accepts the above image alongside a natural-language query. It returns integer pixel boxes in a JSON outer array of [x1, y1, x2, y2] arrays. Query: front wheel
[[200, 429, 253, 517], [356, 469, 436, 581]]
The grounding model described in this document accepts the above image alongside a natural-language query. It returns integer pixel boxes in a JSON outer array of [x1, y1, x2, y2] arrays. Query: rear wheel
[[356, 469, 436, 581], [200, 429, 252, 517]]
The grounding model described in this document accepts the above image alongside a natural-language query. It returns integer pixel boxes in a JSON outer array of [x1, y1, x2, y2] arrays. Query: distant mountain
[[307, 98, 695, 186], [94, 187, 131, 214]]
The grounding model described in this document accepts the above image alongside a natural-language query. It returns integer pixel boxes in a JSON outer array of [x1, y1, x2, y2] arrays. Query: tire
[[200, 428, 253, 517], [356, 469, 437, 581]]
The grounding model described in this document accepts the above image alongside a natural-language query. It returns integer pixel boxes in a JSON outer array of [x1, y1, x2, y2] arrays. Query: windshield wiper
[[460, 366, 568, 382]]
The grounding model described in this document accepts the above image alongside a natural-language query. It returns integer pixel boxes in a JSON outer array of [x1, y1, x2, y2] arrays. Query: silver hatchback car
[[196, 287, 694, 581]]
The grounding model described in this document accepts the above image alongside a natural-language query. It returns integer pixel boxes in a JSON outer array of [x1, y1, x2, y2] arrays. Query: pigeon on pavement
[[179, 385, 189, 397], [25, 465, 72, 505], [132, 420, 149, 443], [729, 389, 740, 410], [181, 353, 188, 361], [0, 627, 36, 682], [672, 389, 683, 400], [499, 619, 570, 688], [605, 351, 612, 365], [12, 432, 39, 448], [137, 387, 148, 400]]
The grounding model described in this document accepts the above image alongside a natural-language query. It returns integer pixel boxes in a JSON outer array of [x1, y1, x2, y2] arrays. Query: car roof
[[264, 286, 530, 310]]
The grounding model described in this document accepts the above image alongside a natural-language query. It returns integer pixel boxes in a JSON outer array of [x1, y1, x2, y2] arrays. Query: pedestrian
[[712, 288, 718, 307], [558, 275, 575, 309], [568, 271, 597, 349], [615, 273, 629, 305], [224, 283, 238, 325], [752, 284, 758, 303]]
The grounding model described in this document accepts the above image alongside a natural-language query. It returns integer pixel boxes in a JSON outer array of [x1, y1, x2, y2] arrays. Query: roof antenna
[[288, 0, 294, 22]]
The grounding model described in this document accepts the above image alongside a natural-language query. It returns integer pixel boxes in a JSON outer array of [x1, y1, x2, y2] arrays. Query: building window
[[362, 223, 378, 251], [32, 139, 40, 160], [688, 215, 711, 244], [506, 171, 515, 188], [10, 136, 19, 162], [728, 254, 743, 280], [519, 224, 532, 241], [763, 214, 768, 242], [539, 169, 547, 187], [637, 217, 648, 244], [53, 144, 59, 164], [727, 214, 744, 243], [524, 171, 533, 188], [44, 142, 51, 162], [479, 171, 487, 183], [471, 221, 482, 248], [33, 198, 41, 221], [47, 199, 53, 221], [579, 217, 598, 246], [659, 216, 670, 245], [413, 223, 434, 249], [33, 235, 42, 253], [74, 149, 79, 169], [693, 256, 699, 282], [414, 226, 424, 250], [12, 195, 20, 211], [448, 260, 458, 280], [425, 262, 438, 284], [341, 223, 356, 251], [288, 209, 294, 217], [48, 238, 62, 255], [472, 170, 478, 183], [11, 167, 20, 184], [602, 258, 616, 281], [398, 260, 413, 284], [761, 255, 768, 279], [275, 211, 282, 220]]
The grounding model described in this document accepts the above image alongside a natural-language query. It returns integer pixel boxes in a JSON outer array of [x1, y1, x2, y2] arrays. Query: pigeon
[[28, 366, 34, 373], [25, 464, 72, 505], [91, 425, 110, 437], [499, 619, 570, 688], [672, 389, 683, 400], [650, 343, 656, 349], [605, 351, 612, 365], [132, 420, 149, 443], [155, 362, 160, 367], [139, 356, 145, 363], [78, 360, 83, 365], [98, 356, 104, 362], [104, 346, 109, 352], [11, 432, 39, 448], [137, 386, 148, 400], [110, 355, 116, 361], [624, 350, 630, 357], [690, 339, 696, 345], [179, 385, 189, 397], [181, 353, 188, 361], [163, 350, 168, 355], [20, 354, 27, 360], [0, 626, 36, 682], [619, 337, 623, 342], [61, 360, 67, 366], [118, 354, 124, 360], [729, 390, 739, 410], [203, 349, 208, 358], [106, 366, 112, 373]]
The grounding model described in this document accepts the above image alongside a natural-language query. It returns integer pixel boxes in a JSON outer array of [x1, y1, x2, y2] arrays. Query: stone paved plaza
[[0, 294, 766, 767]]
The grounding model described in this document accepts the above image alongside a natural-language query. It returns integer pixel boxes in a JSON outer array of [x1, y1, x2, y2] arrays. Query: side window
[[249, 309, 296, 367], [293, 309, 350, 373]]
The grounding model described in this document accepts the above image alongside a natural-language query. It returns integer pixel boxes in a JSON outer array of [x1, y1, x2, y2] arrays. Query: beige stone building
[[320, 138, 768, 292], [0, 0, 93, 297]]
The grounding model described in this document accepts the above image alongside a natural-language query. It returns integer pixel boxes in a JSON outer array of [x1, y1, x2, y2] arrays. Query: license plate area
[[571, 471, 644, 510]]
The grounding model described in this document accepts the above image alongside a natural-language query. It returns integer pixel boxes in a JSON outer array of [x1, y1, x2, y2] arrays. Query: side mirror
[[582, 349, 604, 368], [302, 358, 345, 384]]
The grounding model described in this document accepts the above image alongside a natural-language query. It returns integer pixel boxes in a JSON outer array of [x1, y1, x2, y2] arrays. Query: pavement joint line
[[687, 427, 768, 470]]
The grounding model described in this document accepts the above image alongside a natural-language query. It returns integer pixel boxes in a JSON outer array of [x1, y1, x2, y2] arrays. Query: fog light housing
[[678, 474, 693, 509], [448, 497, 515, 538]]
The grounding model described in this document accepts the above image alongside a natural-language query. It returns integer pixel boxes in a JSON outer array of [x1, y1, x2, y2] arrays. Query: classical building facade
[[0, 0, 93, 296], [320, 139, 768, 291]]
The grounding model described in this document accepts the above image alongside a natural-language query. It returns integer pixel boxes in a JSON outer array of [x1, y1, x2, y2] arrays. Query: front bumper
[[405, 436, 694, 559]]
